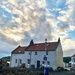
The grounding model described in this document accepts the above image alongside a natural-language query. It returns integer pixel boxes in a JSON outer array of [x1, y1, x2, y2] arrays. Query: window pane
[[29, 52, 31, 55], [47, 61, 50, 65], [28, 59, 30, 64], [35, 52, 37, 55], [42, 61, 45, 64], [20, 59, 22, 64], [15, 59, 17, 63], [74, 58, 75, 62], [46, 51, 48, 55]]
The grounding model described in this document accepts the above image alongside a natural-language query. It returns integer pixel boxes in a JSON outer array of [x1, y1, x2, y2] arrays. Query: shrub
[[57, 66, 64, 71], [49, 67, 53, 71], [31, 65, 35, 68], [21, 63, 26, 68], [40, 66, 44, 70]]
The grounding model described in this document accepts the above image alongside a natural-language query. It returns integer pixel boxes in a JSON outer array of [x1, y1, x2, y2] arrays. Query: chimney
[[29, 39, 34, 46], [45, 39, 47, 43], [45, 39, 47, 52], [58, 38, 60, 43]]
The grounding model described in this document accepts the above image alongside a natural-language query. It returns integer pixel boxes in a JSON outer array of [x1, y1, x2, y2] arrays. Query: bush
[[49, 67, 53, 71], [40, 66, 44, 70], [21, 63, 26, 68], [31, 65, 35, 68], [57, 66, 64, 71]]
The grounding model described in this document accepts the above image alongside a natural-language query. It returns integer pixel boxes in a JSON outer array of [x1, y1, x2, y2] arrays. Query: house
[[10, 38, 63, 70], [70, 54, 75, 68]]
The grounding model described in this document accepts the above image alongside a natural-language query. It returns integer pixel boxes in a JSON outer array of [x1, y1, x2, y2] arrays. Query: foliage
[[1, 67, 38, 75], [63, 57, 71, 63], [49, 67, 53, 71], [1, 56, 10, 61], [21, 63, 26, 68], [31, 65, 35, 68], [0, 59, 9, 67], [57, 66, 64, 71]]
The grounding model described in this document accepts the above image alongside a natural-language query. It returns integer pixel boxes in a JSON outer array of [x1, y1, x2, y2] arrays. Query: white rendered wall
[[22, 51, 56, 69], [71, 57, 75, 68], [11, 51, 56, 69], [56, 42, 63, 68], [11, 51, 58, 69], [10, 53, 25, 67]]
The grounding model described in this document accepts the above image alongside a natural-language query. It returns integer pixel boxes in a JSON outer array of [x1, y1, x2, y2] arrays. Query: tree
[[63, 57, 71, 63]]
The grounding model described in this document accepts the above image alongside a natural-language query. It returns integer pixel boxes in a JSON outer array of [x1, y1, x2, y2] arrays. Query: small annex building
[[10, 38, 63, 70], [70, 54, 75, 68]]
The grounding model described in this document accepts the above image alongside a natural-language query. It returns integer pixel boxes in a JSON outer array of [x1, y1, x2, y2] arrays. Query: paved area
[[49, 71, 75, 75]]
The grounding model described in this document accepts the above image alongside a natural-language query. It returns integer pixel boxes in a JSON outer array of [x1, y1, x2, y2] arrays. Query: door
[[37, 61, 40, 68]]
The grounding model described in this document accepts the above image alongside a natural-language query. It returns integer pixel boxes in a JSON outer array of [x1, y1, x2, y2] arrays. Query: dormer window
[[19, 51, 21, 52], [47, 44, 49, 46]]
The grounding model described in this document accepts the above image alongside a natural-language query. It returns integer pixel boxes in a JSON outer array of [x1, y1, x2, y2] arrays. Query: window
[[28, 59, 30, 64], [46, 51, 48, 55], [20, 59, 22, 64], [42, 61, 45, 64], [35, 52, 37, 55], [29, 51, 31, 55], [74, 58, 75, 62], [15, 59, 17, 63], [47, 61, 50, 65]]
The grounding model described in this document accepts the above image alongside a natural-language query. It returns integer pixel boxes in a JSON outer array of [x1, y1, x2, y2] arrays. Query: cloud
[[0, 0, 75, 57], [0, 0, 53, 44], [64, 49, 75, 57]]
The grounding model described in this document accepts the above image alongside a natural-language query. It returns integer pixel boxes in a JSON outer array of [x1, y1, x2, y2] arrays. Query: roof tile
[[12, 46, 27, 54], [12, 42, 59, 54], [27, 42, 58, 51]]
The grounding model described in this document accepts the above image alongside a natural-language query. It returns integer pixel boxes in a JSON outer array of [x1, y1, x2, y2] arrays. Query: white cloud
[[0, 0, 75, 57]]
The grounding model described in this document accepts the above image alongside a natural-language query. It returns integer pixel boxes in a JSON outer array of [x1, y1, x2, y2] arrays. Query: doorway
[[37, 60, 40, 68]]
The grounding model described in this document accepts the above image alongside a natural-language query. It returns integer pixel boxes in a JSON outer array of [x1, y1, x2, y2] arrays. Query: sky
[[0, 0, 75, 58]]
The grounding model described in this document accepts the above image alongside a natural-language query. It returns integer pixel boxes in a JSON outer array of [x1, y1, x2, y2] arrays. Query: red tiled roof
[[12, 42, 59, 54], [12, 46, 27, 54], [26, 42, 58, 51]]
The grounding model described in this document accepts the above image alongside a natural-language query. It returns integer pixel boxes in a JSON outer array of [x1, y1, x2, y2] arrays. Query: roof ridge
[[20, 46, 27, 47], [34, 41, 58, 44]]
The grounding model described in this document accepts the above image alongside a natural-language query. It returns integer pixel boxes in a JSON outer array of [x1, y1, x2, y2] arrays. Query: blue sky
[[0, 0, 75, 58]]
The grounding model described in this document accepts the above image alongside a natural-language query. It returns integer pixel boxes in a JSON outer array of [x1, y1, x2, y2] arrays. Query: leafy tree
[[63, 57, 71, 63]]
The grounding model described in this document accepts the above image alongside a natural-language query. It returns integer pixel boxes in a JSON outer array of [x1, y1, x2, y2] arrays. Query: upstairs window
[[35, 52, 37, 55], [29, 51, 31, 55], [46, 51, 48, 55]]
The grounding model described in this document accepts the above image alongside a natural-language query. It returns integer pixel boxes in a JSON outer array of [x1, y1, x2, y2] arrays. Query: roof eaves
[[11, 46, 21, 53]]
